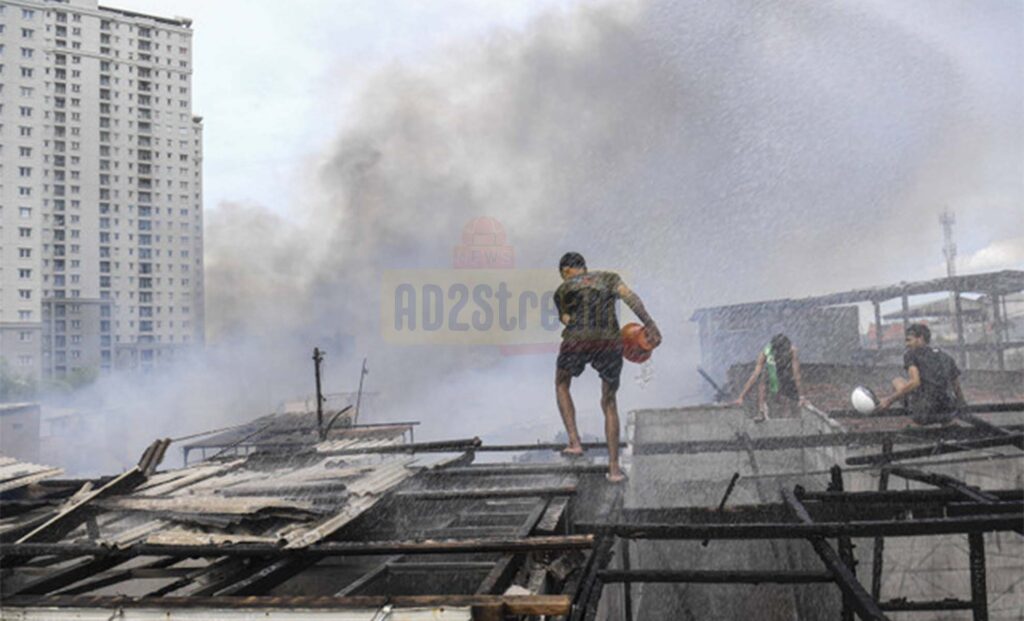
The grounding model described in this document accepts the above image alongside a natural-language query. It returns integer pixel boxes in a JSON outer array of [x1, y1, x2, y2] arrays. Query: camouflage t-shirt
[[554, 271, 623, 342]]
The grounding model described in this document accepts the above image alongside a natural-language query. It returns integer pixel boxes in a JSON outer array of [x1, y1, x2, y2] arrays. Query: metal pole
[[954, 288, 967, 368], [313, 348, 324, 440], [991, 293, 1005, 371], [968, 533, 989, 621], [354, 357, 368, 425]]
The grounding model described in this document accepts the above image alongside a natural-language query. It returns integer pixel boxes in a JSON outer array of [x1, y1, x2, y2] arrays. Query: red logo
[[453, 217, 514, 269]]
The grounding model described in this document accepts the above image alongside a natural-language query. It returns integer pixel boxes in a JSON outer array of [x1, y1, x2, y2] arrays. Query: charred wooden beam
[[879, 598, 973, 611], [887, 467, 999, 504], [577, 513, 1021, 540], [56, 557, 179, 596], [0, 594, 572, 615], [15, 468, 146, 544], [797, 488, 1022, 504], [830, 467, 857, 621], [958, 412, 1024, 450], [474, 441, 626, 453], [968, 532, 989, 621], [847, 434, 1024, 466], [781, 488, 890, 621], [0, 534, 595, 560], [8, 556, 127, 596], [476, 496, 551, 595], [637, 426, 1023, 456], [321, 437, 482, 456], [827, 401, 1024, 418], [623, 499, 1022, 527], [871, 440, 892, 602], [598, 569, 836, 584], [568, 534, 616, 621], [396, 485, 576, 501]]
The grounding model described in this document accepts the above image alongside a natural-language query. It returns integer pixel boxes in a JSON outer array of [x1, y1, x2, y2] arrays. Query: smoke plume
[[47, 0, 1023, 472]]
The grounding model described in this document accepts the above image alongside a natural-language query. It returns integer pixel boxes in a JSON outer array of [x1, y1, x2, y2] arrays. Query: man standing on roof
[[554, 252, 661, 483], [877, 323, 965, 425], [732, 333, 805, 421]]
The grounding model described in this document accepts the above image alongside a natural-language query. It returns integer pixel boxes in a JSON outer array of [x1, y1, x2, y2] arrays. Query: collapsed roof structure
[[1, 396, 1022, 620], [2, 273, 1021, 620]]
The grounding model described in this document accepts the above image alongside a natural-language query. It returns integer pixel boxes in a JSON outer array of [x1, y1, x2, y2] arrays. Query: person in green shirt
[[554, 252, 661, 482], [732, 334, 805, 421]]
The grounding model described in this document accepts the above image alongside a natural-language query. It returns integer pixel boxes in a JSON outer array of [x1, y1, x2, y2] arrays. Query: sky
[[106, 0, 586, 215], [108, 0, 1022, 273]]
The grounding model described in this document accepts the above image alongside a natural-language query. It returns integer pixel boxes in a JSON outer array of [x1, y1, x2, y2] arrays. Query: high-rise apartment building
[[1, 0, 204, 386]]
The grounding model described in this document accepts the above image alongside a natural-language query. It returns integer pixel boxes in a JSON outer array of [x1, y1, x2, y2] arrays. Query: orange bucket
[[621, 322, 653, 363]]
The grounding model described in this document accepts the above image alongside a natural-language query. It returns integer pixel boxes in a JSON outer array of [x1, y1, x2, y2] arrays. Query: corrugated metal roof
[[0, 606, 473, 620], [0, 456, 64, 493]]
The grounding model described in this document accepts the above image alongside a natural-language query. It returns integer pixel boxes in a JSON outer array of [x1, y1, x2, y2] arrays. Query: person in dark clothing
[[878, 323, 965, 425], [554, 252, 661, 482], [732, 334, 805, 421]]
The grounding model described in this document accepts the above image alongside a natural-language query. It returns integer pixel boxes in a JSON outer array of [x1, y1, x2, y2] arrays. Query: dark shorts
[[557, 339, 623, 389], [909, 397, 958, 426], [766, 391, 799, 418]]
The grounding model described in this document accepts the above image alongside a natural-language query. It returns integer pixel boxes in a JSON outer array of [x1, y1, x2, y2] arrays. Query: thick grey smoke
[[51, 0, 1022, 472]]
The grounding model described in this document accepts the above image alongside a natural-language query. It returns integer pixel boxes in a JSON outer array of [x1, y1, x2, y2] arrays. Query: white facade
[[0, 0, 204, 385]]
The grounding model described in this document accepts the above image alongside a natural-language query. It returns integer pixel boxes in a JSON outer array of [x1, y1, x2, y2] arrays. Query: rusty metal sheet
[[143, 527, 283, 547], [134, 459, 246, 497], [103, 495, 319, 517]]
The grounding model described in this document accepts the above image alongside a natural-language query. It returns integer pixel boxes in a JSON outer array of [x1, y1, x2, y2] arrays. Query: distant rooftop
[[692, 269, 1024, 320]]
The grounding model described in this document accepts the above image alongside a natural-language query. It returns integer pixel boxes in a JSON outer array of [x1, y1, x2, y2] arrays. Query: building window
[[19, 290, 32, 300], [19, 311, 33, 320], [19, 331, 33, 342]]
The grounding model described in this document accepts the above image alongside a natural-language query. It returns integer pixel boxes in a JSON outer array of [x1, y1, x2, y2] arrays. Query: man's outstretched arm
[[616, 282, 662, 347], [879, 365, 921, 410]]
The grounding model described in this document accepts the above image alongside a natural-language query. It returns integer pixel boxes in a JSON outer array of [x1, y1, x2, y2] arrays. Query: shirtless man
[[553, 252, 661, 482]]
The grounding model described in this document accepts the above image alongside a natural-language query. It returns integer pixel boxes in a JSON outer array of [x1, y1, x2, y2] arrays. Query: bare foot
[[606, 470, 627, 484], [562, 445, 584, 457]]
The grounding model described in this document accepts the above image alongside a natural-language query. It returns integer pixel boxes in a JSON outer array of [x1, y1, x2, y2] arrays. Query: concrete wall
[[0, 403, 41, 462]]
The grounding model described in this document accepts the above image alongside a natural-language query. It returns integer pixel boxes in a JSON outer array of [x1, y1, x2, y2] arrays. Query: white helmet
[[851, 385, 879, 415]]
